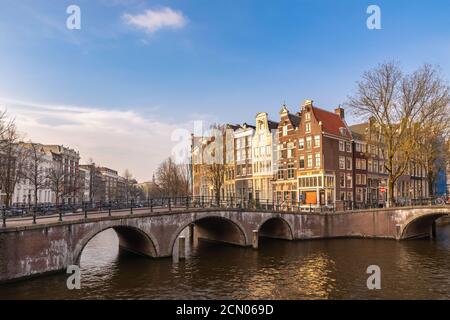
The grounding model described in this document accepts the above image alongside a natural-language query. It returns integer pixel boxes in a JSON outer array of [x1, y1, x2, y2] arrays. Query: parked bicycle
[[435, 194, 450, 205]]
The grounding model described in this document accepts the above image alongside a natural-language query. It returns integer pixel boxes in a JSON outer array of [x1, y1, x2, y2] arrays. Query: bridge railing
[[1, 195, 449, 228]]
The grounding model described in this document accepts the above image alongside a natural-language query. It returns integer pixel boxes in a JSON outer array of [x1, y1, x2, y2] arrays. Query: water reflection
[[1, 223, 450, 300]]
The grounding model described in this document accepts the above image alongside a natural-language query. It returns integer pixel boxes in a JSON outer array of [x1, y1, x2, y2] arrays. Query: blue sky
[[0, 0, 449, 180]]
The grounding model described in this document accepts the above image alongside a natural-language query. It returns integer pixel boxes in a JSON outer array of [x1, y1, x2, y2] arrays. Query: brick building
[[191, 99, 431, 208]]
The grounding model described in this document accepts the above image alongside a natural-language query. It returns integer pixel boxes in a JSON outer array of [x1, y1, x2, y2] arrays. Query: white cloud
[[0, 98, 195, 182], [122, 7, 188, 33]]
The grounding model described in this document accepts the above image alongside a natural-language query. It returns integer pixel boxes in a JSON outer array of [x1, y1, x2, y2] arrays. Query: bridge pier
[[189, 223, 194, 244], [252, 230, 258, 249], [179, 237, 186, 259]]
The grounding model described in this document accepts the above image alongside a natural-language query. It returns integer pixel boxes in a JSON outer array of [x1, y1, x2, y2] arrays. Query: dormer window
[[339, 127, 346, 136]]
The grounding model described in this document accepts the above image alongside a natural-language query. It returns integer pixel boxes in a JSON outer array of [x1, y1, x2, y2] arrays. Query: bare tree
[[21, 143, 48, 208], [47, 159, 81, 206], [155, 157, 190, 197], [46, 161, 65, 206], [204, 123, 226, 204], [347, 62, 450, 206], [122, 169, 133, 203], [0, 120, 26, 207]]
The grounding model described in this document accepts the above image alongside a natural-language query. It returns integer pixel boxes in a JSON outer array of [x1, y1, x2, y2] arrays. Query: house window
[[306, 136, 312, 150], [356, 188, 363, 202], [299, 138, 304, 150], [305, 112, 311, 121], [299, 156, 305, 169], [315, 153, 321, 168], [339, 156, 345, 170], [340, 191, 346, 200], [346, 157, 352, 170], [282, 125, 288, 136], [361, 159, 366, 170], [361, 174, 367, 185], [356, 159, 360, 170], [340, 172, 346, 188], [307, 154, 313, 168], [368, 159, 373, 172], [305, 123, 311, 133], [287, 142, 294, 158], [339, 141, 345, 152], [373, 160, 378, 173], [314, 135, 321, 148], [277, 169, 284, 180], [287, 164, 295, 179], [356, 174, 361, 185], [346, 174, 353, 188], [346, 142, 352, 153]]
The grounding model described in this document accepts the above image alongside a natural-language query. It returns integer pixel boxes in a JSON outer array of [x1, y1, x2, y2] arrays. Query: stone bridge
[[0, 205, 449, 283]]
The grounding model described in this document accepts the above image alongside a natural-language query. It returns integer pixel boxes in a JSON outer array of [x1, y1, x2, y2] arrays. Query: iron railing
[[1, 195, 449, 228]]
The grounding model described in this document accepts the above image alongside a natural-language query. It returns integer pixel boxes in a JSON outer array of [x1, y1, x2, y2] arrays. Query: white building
[[234, 123, 255, 200], [13, 149, 55, 205], [251, 112, 278, 201]]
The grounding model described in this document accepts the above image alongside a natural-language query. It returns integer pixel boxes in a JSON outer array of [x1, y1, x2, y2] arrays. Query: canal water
[[1, 221, 450, 299]]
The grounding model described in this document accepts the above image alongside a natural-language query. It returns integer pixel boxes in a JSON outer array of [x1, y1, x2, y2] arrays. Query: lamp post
[[32, 205, 36, 225], [2, 207, 6, 228]]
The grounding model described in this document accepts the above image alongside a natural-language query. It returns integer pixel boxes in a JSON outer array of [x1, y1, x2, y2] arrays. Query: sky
[[0, 0, 449, 181]]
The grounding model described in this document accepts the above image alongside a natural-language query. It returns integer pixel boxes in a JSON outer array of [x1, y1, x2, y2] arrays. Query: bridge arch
[[258, 216, 294, 240], [400, 211, 449, 239], [169, 213, 249, 255], [73, 223, 159, 264]]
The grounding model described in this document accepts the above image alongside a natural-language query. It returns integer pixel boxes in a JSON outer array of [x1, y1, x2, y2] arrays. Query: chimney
[[335, 106, 345, 119]]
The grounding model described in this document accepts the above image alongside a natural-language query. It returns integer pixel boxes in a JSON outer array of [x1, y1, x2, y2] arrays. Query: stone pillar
[[252, 230, 258, 249], [179, 236, 186, 259], [431, 221, 437, 239]]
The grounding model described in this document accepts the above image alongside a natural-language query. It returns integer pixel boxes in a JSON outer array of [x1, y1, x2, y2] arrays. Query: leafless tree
[[155, 157, 190, 197], [122, 169, 134, 203], [347, 62, 450, 206], [47, 160, 81, 206], [21, 142, 49, 207], [205, 123, 226, 204], [0, 118, 26, 207], [46, 161, 65, 206]]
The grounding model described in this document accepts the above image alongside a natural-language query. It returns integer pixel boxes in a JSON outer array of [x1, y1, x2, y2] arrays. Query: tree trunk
[[34, 187, 38, 208], [428, 174, 434, 198], [387, 176, 395, 208]]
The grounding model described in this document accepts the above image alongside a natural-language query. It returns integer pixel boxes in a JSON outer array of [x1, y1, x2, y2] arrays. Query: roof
[[349, 123, 368, 140], [311, 106, 351, 138], [268, 120, 279, 130], [287, 113, 300, 127], [226, 123, 241, 130], [242, 122, 256, 129]]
